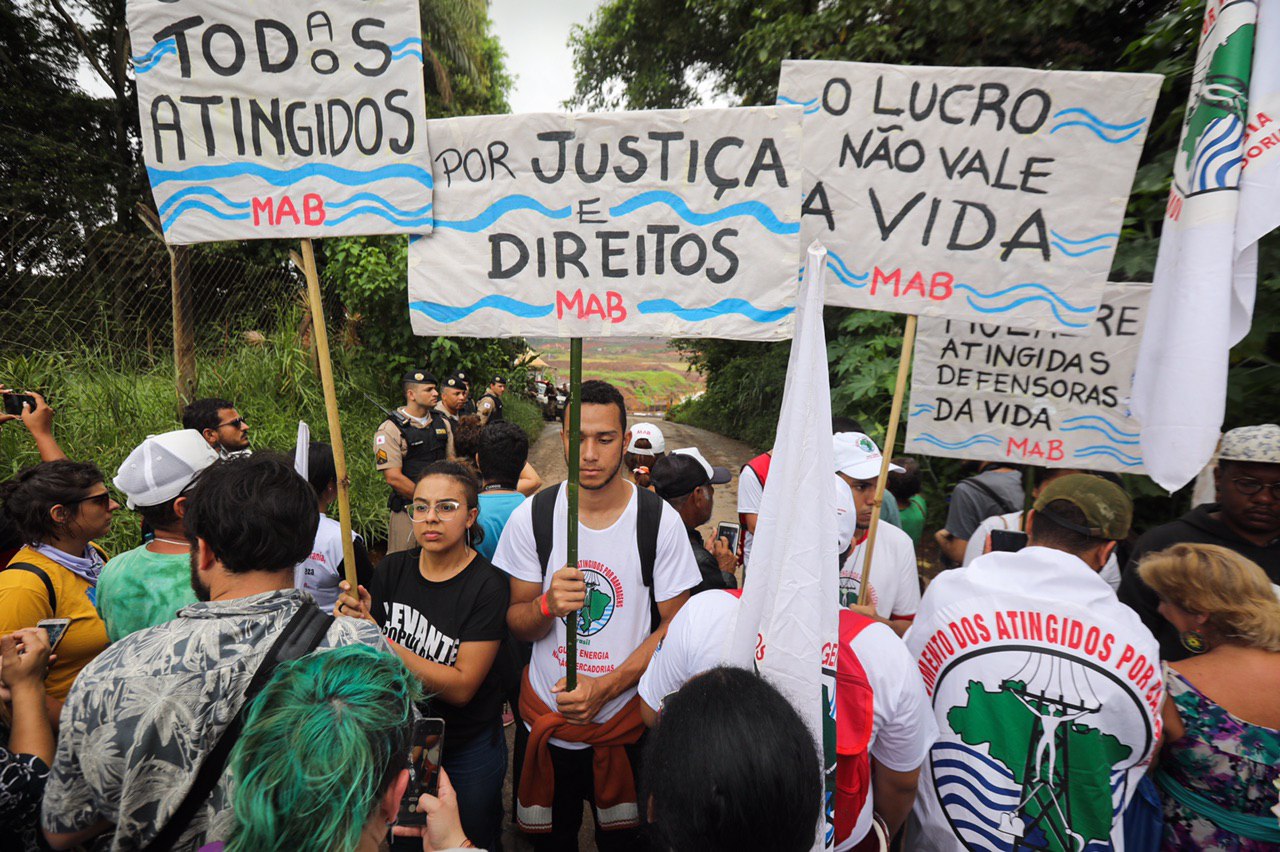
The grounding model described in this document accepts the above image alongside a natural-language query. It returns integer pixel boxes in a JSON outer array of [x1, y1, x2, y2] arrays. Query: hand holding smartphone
[[716, 521, 740, 553], [37, 618, 71, 651], [397, 717, 445, 826]]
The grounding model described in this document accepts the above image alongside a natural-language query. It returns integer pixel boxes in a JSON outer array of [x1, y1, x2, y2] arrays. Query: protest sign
[[778, 61, 1160, 331], [906, 282, 1151, 473], [407, 107, 802, 340], [127, 0, 432, 244]]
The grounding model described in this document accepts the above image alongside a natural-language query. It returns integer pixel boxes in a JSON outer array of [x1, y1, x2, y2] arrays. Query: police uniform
[[454, 370, 479, 417], [376, 370, 454, 553], [435, 372, 468, 425], [476, 374, 506, 425]]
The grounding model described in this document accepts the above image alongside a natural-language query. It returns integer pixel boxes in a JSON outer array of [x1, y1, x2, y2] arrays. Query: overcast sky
[[489, 0, 604, 113]]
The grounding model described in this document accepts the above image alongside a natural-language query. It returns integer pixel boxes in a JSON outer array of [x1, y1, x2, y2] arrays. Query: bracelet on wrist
[[538, 593, 553, 618]]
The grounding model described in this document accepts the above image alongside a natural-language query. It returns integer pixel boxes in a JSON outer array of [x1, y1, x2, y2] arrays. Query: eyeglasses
[[408, 499, 463, 521], [1230, 477, 1280, 499], [217, 417, 248, 429]]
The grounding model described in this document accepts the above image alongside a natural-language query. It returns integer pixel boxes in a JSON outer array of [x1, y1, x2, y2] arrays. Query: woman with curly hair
[[1139, 543, 1280, 850]]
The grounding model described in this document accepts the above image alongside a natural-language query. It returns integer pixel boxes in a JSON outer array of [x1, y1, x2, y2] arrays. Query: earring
[[1179, 629, 1207, 654]]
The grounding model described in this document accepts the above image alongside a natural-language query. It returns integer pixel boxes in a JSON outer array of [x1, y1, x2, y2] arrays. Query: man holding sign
[[493, 380, 699, 849]]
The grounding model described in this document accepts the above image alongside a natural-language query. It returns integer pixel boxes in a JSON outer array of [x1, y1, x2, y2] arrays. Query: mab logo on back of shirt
[[384, 602, 459, 665]]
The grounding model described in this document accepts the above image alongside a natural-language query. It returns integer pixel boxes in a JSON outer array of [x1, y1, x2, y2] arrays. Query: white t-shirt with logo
[[840, 521, 920, 621], [293, 513, 362, 613], [736, 463, 765, 567], [638, 589, 740, 712], [839, 620, 938, 851], [493, 482, 701, 749], [904, 546, 1162, 852], [962, 510, 1121, 590]]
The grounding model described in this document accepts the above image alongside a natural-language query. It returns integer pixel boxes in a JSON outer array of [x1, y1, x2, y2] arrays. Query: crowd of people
[[0, 372, 1278, 852]]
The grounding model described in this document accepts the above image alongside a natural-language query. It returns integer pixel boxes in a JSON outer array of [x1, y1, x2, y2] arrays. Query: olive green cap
[[1032, 473, 1132, 540]]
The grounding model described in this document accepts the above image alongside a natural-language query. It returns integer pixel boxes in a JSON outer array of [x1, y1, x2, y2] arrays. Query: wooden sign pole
[[564, 337, 584, 691], [857, 314, 918, 606], [290, 240, 359, 592]]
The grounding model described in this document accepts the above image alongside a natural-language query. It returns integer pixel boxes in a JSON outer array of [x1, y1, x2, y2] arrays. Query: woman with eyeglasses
[[0, 461, 116, 719], [339, 460, 510, 851]]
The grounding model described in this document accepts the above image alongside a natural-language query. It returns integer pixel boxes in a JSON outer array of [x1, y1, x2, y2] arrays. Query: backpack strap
[[963, 477, 1018, 516], [141, 600, 334, 852], [6, 562, 56, 614], [635, 485, 664, 631], [532, 483, 561, 579]]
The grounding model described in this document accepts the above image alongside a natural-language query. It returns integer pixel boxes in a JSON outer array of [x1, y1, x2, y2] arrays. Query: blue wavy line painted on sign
[[410, 296, 554, 323], [914, 433, 1001, 450], [827, 249, 869, 287], [1050, 241, 1112, 258], [1062, 415, 1140, 438], [148, 162, 434, 189], [962, 295, 1092, 329], [157, 186, 251, 216], [1075, 445, 1143, 466], [161, 201, 251, 230], [955, 283, 1093, 313], [1049, 230, 1120, 246], [389, 49, 424, 61], [387, 37, 424, 51], [609, 191, 799, 235], [326, 193, 433, 216], [325, 206, 435, 227], [910, 403, 936, 417], [954, 283, 1094, 329], [1052, 108, 1147, 132], [432, 195, 572, 232], [1061, 425, 1141, 445], [637, 299, 794, 323], [132, 38, 176, 73], [388, 37, 424, 59], [776, 95, 821, 114]]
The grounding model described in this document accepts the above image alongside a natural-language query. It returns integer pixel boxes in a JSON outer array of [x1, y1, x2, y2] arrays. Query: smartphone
[[989, 529, 1029, 554], [2, 392, 36, 416], [716, 521, 741, 553], [397, 717, 445, 826], [37, 618, 72, 651]]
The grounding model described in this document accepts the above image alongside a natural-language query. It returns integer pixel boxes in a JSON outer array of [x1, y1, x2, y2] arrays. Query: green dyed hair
[[223, 644, 422, 852]]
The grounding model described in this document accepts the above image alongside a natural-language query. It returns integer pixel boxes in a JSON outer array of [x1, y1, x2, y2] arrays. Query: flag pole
[[564, 337, 583, 691], [290, 240, 359, 593], [857, 314, 918, 606]]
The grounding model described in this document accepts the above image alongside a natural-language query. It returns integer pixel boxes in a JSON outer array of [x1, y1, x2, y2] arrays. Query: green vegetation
[[0, 311, 544, 555]]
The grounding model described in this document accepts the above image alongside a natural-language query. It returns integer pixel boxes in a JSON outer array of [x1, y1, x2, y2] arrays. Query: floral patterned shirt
[[41, 590, 390, 852]]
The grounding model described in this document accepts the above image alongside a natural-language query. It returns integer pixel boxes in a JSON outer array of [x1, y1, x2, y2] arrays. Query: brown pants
[[387, 508, 415, 553]]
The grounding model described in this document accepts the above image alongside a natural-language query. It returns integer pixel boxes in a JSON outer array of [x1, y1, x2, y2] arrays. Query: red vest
[[835, 609, 877, 847], [737, 452, 773, 563]]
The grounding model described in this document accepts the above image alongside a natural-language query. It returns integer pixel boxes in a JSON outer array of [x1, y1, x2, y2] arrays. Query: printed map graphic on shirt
[[931, 651, 1145, 852], [575, 564, 618, 636]]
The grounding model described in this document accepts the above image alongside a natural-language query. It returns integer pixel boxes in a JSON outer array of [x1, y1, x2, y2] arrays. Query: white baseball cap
[[627, 422, 666, 455], [114, 429, 220, 509], [833, 432, 904, 482], [835, 474, 857, 553]]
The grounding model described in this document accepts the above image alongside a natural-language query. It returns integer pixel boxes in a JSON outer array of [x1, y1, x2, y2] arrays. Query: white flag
[[729, 242, 839, 849], [1132, 0, 1280, 490]]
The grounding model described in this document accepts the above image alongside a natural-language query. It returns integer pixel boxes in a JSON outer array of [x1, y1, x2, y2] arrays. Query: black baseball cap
[[650, 448, 731, 500], [402, 369, 437, 387], [443, 372, 467, 391], [491, 374, 507, 384]]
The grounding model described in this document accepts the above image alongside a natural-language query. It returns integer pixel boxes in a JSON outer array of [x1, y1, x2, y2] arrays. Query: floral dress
[[1159, 668, 1280, 851], [0, 742, 50, 852]]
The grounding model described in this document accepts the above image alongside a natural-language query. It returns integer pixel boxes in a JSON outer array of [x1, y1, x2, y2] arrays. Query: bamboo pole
[[564, 338, 583, 691], [857, 314, 918, 606], [290, 240, 359, 592]]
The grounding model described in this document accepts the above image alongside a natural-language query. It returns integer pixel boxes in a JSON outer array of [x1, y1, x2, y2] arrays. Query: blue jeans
[[444, 723, 508, 851], [391, 724, 507, 852]]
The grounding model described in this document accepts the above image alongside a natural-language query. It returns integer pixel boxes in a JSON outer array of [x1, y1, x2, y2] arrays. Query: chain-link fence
[[0, 207, 319, 368]]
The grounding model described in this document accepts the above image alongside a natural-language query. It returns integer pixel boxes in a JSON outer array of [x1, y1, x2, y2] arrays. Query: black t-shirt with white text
[[370, 550, 509, 744]]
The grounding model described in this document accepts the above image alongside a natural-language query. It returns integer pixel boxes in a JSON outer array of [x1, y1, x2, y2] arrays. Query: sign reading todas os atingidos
[[778, 61, 1161, 331], [906, 283, 1151, 473], [126, 0, 432, 244], [407, 107, 803, 340]]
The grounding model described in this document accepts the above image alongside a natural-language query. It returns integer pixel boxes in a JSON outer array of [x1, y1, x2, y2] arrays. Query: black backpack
[[531, 482, 664, 631]]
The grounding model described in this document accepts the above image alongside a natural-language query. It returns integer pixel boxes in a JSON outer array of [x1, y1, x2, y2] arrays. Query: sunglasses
[[217, 417, 248, 429], [63, 490, 116, 510]]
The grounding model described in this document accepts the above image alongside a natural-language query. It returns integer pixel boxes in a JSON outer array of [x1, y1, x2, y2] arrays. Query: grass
[[1, 317, 544, 556]]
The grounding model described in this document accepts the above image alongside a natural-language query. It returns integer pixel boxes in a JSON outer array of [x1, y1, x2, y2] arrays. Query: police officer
[[375, 369, 454, 553], [475, 374, 507, 425], [436, 371, 469, 425], [452, 369, 478, 416]]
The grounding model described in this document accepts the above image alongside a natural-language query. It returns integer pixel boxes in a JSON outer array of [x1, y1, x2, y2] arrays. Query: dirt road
[[527, 417, 758, 532]]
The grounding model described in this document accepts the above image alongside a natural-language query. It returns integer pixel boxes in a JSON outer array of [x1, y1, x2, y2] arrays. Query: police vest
[[389, 412, 449, 511], [480, 392, 504, 422]]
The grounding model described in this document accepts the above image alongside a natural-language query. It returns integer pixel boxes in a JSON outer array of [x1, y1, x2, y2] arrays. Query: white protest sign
[[906, 282, 1151, 473], [126, 0, 432, 244], [778, 61, 1160, 331], [407, 107, 802, 340]]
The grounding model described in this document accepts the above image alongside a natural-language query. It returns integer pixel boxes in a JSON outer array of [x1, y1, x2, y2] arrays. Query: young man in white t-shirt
[[834, 433, 921, 636], [493, 380, 700, 850]]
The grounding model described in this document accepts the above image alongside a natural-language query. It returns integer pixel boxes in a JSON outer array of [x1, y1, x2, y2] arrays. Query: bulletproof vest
[[389, 412, 449, 511], [481, 392, 504, 422]]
